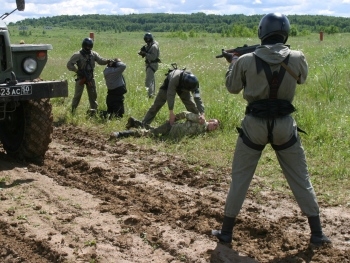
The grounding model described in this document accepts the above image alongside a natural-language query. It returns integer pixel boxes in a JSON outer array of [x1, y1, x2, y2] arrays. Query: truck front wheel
[[0, 99, 53, 161]]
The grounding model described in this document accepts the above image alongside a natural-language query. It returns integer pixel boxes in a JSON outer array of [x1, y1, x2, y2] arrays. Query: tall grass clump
[[8, 27, 350, 206]]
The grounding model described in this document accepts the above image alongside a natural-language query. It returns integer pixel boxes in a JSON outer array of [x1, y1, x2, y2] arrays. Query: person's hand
[[169, 111, 176, 125], [222, 51, 233, 63], [222, 51, 240, 64], [199, 113, 205, 124], [138, 51, 146, 57]]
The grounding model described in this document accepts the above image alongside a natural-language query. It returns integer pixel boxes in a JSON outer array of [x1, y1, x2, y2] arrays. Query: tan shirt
[[166, 69, 205, 113], [225, 44, 308, 146], [144, 40, 160, 64], [226, 44, 308, 103], [67, 50, 109, 73]]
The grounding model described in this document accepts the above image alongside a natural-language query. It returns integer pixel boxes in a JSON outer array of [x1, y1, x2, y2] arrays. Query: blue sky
[[3, 0, 350, 23]]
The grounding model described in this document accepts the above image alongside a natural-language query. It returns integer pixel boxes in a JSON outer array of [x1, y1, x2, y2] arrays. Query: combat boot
[[125, 117, 136, 129], [212, 216, 235, 243], [126, 117, 145, 129], [308, 215, 331, 246], [111, 130, 137, 139]]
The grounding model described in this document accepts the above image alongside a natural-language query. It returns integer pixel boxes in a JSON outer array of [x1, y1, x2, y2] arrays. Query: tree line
[[9, 13, 350, 36]]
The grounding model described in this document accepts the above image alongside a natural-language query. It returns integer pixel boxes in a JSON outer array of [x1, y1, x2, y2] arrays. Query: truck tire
[[0, 99, 53, 161]]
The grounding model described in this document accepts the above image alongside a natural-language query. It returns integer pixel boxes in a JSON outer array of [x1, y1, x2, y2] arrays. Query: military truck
[[0, 0, 68, 161]]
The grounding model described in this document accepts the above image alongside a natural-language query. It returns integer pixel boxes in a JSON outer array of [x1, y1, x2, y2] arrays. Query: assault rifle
[[215, 44, 260, 58], [76, 69, 93, 85], [216, 44, 291, 63], [138, 45, 146, 58]]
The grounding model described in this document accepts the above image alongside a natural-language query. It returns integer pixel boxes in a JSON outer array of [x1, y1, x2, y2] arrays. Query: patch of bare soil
[[0, 124, 349, 263]]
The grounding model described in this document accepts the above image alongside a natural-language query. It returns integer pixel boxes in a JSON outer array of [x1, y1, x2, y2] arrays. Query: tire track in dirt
[[0, 220, 62, 263], [1, 124, 349, 262]]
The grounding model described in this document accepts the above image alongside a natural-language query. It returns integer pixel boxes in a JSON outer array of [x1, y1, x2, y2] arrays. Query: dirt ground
[[0, 124, 349, 263]]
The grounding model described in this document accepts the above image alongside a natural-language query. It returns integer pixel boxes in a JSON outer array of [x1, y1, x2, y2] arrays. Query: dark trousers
[[106, 87, 126, 118]]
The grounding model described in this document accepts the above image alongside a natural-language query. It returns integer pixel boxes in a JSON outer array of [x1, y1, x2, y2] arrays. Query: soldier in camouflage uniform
[[126, 69, 205, 130], [138, 32, 160, 98], [111, 111, 219, 141], [67, 37, 110, 113], [212, 13, 331, 247]]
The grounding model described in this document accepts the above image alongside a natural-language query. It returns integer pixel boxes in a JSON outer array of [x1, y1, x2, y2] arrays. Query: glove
[[222, 51, 233, 63], [222, 51, 240, 63], [138, 51, 146, 57]]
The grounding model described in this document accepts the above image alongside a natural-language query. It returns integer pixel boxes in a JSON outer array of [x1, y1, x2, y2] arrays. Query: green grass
[[8, 27, 350, 207]]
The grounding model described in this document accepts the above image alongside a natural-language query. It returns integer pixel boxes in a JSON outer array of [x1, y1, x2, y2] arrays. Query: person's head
[[144, 32, 153, 44], [258, 13, 290, 45], [82, 37, 94, 54], [181, 71, 199, 92], [108, 58, 121, 67], [207, 119, 220, 132]]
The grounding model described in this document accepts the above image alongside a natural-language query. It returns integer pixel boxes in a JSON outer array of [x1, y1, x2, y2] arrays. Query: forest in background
[[8, 13, 350, 36]]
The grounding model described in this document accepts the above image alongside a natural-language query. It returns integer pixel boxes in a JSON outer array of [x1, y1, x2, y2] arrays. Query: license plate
[[0, 85, 32, 96]]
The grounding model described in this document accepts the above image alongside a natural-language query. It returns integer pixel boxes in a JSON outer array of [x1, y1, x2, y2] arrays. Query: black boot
[[125, 117, 136, 129], [110, 130, 137, 140], [118, 130, 137, 138], [212, 216, 235, 243], [308, 215, 331, 246], [125, 117, 145, 129]]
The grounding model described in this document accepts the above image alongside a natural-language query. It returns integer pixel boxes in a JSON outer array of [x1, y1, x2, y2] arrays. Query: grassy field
[[8, 27, 350, 206]]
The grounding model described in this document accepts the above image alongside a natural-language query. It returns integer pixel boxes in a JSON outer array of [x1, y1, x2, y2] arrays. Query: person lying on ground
[[110, 111, 219, 141]]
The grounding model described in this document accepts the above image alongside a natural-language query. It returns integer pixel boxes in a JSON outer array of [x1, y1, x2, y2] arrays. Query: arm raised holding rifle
[[216, 44, 260, 62], [216, 44, 290, 63]]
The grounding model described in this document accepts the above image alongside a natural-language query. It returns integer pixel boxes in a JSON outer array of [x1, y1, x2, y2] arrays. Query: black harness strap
[[259, 55, 289, 144], [146, 64, 156, 73], [236, 128, 265, 151], [238, 55, 301, 152], [256, 54, 289, 100]]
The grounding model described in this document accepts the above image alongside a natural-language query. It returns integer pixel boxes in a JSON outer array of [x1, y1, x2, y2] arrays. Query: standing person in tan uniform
[[110, 111, 219, 141], [67, 37, 110, 114], [125, 68, 205, 129], [212, 13, 331, 247], [138, 32, 160, 98]]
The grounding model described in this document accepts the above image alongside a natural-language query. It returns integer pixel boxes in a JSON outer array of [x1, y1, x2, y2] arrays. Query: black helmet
[[82, 37, 94, 50], [144, 32, 153, 43], [182, 72, 199, 92], [258, 13, 290, 44]]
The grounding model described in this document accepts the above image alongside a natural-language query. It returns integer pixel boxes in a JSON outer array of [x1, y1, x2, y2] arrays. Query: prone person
[[111, 111, 219, 141]]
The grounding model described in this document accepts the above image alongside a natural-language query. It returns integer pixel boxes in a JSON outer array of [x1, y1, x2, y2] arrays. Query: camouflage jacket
[[136, 111, 208, 140]]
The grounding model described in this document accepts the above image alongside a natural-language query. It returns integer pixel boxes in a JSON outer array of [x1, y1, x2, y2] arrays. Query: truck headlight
[[22, 58, 38, 74]]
